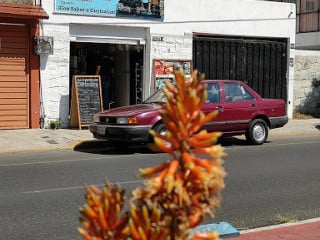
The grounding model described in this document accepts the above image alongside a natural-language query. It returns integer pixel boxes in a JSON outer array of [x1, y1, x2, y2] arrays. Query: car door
[[222, 81, 257, 131], [201, 82, 229, 132]]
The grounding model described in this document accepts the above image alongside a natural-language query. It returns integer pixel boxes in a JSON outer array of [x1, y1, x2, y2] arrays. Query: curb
[[0, 140, 86, 154], [240, 217, 320, 234], [269, 131, 319, 137], [0, 130, 318, 154]]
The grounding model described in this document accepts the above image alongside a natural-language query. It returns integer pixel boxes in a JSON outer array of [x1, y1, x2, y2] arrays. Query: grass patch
[[293, 112, 314, 120], [275, 214, 297, 224]]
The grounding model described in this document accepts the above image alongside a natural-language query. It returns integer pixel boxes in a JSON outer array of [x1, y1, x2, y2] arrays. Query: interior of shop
[[70, 42, 144, 110]]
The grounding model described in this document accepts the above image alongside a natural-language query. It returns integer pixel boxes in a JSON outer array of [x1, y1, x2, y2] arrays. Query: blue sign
[[190, 222, 240, 239], [54, 0, 163, 19]]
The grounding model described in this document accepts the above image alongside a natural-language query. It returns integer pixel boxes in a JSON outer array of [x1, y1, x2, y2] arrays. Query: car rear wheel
[[245, 119, 269, 145]]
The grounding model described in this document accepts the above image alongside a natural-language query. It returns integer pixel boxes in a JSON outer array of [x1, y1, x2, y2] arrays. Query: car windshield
[[144, 90, 168, 104]]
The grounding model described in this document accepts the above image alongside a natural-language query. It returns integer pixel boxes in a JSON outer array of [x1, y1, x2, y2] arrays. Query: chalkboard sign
[[69, 75, 103, 129]]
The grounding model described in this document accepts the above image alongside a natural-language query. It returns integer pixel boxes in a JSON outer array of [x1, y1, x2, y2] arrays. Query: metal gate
[[193, 36, 288, 101]]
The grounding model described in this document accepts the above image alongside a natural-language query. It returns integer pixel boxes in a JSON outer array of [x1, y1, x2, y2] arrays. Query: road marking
[[226, 140, 320, 150], [0, 154, 157, 167], [23, 180, 144, 194]]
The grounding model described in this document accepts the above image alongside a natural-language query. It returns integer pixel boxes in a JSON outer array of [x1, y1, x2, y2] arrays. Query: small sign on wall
[[153, 59, 192, 91], [34, 36, 54, 55]]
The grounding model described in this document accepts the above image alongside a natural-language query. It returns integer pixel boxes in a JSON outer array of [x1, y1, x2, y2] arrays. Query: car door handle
[[216, 106, 224, 110], [249, 103, 256, 107]]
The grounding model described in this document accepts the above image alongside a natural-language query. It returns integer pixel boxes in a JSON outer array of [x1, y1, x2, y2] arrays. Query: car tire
[[245, 119, 269, 145], [150, 123, 172, 149], [153, 123, 167, 137], [148, 123, 166, 144]]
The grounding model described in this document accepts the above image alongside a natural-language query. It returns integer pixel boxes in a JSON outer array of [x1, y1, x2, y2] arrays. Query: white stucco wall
[[39, 0, 296, 128], [294, 50, 320, 116]]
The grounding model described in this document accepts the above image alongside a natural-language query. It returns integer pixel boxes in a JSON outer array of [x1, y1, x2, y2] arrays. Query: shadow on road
[[73, 140, 156, 154], [218, 136, 252, 146], [74, 136, 257, 154]]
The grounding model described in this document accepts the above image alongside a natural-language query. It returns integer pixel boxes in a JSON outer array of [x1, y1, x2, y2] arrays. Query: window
[[206, 83, 221, 103], [297, 0, 320, 33], [224, 82, 254, 102]]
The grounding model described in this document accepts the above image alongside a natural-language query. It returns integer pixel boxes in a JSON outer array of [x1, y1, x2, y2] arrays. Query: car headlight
[[116, 117, 128, 124], [116, 117, 137, 124], [93, 114, 100, 123]]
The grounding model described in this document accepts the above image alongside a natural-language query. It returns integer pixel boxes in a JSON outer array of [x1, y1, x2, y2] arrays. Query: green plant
[[78, 70, 226, 240], [292, 112, 314, 119], [49, 119, 61, 129], [275, 214, 297, 224]]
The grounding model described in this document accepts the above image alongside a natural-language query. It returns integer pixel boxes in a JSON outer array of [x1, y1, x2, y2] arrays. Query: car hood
[[97, 104, 160, 117]]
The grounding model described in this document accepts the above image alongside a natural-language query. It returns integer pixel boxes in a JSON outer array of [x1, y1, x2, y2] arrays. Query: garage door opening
[[70, 42, 144, 111]]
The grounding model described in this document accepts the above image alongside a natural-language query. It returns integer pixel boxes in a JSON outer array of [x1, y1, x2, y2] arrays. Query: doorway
[[70, 42, 144, 110]]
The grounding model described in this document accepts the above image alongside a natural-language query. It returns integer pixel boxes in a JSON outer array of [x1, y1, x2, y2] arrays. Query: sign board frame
[[69, 75, 103, 129]]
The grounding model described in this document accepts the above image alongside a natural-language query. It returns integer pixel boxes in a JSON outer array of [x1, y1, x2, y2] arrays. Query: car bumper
[[89, 124, 152, 143], [269, 116, 289, 129]]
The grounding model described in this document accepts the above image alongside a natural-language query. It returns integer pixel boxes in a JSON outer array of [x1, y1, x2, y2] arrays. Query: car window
[[224, 82, 254, 102], [206, 83, 221, 103], [144, 89, 168, 103], [240, 85, 255, 101]]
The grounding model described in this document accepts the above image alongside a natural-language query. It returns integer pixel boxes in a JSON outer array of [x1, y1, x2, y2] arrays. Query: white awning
[[73, 36, 146, 45]]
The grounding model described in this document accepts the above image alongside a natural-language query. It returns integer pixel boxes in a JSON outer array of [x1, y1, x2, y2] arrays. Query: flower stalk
[[78, 69, 226, 240]]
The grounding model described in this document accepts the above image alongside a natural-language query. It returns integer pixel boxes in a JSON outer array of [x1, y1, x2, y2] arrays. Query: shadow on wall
[[298, 77, 320, 117], [59, 95, 70, 128]]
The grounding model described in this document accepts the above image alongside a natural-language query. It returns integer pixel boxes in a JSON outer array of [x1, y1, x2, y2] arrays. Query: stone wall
[[294, 54, 320, 117]]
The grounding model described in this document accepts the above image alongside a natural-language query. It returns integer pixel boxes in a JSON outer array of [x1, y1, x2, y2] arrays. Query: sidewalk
[[0, 118, 319, 153], [0, 128, 95, 153]]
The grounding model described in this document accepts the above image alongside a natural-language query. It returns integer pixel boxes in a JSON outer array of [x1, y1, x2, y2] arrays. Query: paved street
[[0, 134, 319, 239]]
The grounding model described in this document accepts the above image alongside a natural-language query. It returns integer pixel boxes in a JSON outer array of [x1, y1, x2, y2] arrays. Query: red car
[[89, 80, 288, 145]]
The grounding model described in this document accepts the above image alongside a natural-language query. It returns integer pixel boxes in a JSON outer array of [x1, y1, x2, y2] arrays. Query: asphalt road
[[0, 134, 319, 240]]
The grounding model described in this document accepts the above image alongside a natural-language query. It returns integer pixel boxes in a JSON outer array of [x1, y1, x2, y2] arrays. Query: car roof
[[202, 79, 243, 84]]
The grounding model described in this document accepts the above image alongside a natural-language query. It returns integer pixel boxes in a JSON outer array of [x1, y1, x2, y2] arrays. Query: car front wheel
[[153, 123, 167, 137], [245, 119, 269, 145], [150, 123, 173, 149]]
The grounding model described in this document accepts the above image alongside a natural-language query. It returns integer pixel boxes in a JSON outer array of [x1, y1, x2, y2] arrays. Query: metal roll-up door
[[0, 24, 29, 129]]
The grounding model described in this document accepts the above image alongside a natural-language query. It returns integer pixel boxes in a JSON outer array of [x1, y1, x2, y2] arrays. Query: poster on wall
[[153, 59, 192, 91], [54, 0, 163, 20]]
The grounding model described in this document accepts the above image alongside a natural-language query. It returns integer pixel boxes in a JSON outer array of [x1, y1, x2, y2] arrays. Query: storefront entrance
[[70, 42, 144, 110]]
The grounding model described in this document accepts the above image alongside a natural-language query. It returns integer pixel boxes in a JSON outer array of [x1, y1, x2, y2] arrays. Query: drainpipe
[[40, 79, 45, 129]]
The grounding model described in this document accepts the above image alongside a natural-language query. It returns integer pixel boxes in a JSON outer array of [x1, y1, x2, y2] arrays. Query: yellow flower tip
[[149, 129, 156, 136], [193, 145, 226, 157], [185, 161, 195, 170], [165, 176, 175, 194]]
